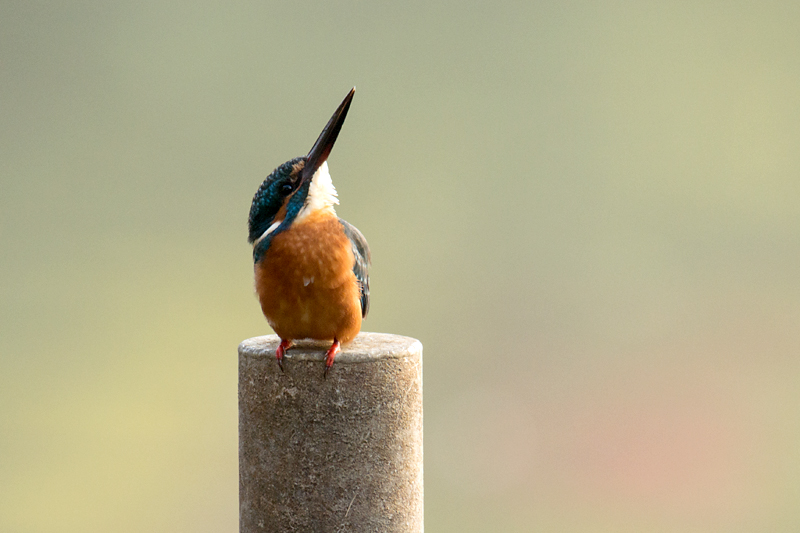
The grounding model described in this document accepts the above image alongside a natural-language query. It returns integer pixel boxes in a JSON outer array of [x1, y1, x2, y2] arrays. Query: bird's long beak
[[301, 87, 355, 183]]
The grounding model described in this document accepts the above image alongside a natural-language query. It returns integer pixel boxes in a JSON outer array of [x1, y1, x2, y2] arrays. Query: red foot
[[323, 338, 341, 379], [276, 339, 292, 372]]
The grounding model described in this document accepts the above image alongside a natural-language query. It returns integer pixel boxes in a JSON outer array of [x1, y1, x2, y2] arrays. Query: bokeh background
[[3, 1, 800, 531]]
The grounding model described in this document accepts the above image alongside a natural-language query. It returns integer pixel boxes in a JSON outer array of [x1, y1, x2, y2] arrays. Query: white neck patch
[[295, 161, 339, 223], [252, 219, 282, 249]]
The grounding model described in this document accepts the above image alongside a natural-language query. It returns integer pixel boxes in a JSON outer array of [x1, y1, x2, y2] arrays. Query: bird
[[247, 88, 370, 378]]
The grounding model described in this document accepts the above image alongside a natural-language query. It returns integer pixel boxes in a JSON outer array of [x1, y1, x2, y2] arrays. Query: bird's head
[[248, 88, 355, 261]]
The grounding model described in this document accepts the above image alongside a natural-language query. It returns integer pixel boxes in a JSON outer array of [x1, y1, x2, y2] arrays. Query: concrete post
[[239, 332, 423, 532]]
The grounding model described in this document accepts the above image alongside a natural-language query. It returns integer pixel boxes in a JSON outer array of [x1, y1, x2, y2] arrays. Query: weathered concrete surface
[[239, 332, 423, 532]]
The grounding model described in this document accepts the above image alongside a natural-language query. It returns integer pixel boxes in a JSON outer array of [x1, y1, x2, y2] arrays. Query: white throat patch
[[295, 161, 339, 224]]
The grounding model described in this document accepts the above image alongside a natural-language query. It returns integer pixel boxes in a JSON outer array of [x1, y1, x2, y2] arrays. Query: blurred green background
[[2, 1, 800, 531]]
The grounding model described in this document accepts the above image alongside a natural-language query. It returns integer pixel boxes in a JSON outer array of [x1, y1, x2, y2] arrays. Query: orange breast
[[254, 210, 362, 343]]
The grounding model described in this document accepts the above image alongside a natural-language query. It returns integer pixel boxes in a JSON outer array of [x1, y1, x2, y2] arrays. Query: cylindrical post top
[[239, 332, 422, 365], [239, 332, 423, 532]]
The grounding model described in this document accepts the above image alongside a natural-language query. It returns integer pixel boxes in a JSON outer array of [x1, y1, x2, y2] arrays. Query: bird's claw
[[276, 339, 292, 373], [323, 339, 340, 379]]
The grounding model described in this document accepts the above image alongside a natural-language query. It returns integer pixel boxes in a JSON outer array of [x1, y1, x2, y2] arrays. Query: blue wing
[[339, 219, 371, 318]]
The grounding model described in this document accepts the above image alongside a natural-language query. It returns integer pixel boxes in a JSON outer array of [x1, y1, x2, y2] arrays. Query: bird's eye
[[281, 182, 294, 194]]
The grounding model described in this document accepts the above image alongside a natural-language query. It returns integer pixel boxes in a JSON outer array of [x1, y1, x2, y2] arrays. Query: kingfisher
[[247, 88, 370, 377]]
